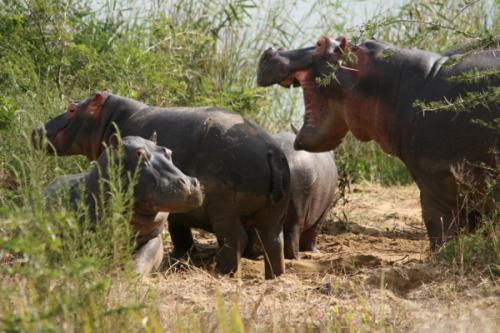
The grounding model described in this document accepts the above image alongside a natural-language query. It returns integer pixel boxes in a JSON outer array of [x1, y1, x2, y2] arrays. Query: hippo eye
[[136, 149, 149, 163], [67, 103, 79, 118]]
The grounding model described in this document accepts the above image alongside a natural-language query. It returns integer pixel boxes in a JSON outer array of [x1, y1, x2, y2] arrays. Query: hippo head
[[257, 36, 358, 152], [32, 92, 111, 160], [106, 135, 204, 214]]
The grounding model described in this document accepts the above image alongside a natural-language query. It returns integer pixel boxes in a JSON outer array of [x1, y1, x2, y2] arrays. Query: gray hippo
[[257, 36, 499, 249], [45, 135, 203, 275], [273, 132, 337, 259], [33, 93, 290, 279]]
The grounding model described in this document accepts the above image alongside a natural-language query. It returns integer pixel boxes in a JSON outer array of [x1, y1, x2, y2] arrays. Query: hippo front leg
[[420, 191, 459, 250], [133, 234, 164, 276], [168, 215, 195, 258]]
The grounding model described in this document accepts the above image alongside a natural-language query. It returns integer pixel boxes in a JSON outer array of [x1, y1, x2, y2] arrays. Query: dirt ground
[[142, 182, 499, 332]]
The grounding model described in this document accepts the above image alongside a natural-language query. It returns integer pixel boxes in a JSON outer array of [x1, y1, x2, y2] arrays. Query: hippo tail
[[267, 148, 290, 204]]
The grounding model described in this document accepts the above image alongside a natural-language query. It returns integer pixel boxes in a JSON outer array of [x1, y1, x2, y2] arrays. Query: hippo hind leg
[[283, 220, 300, 259], [300, 210, 328, 252], [210, 205, 248, 276], [242, 228, 262, 259], [255, 223, 285, 279], [133, 234, 164, 276], [253, 205, 286, 279]]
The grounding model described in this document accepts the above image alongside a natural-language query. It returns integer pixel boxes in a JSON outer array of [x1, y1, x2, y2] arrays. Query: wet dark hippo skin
[[34, 93, 290, 279], [257, 36, 499, 249], [45, 136, 203, 276]]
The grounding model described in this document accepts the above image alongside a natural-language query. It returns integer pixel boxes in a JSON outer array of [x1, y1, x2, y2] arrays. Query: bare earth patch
[[140, 182, 499, 332]]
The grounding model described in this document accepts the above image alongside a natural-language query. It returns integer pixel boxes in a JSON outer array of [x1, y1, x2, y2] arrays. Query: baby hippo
[[274, 132, 338, 259], [45, 135, 203, 275]]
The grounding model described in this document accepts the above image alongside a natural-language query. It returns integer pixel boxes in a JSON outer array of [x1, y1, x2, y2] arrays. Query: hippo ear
[[88, 91, 109, 117], [335, 37, 349, 54], [314, 35, 334, 57], [339, 37, 348, 53], [149, 131, 158, 144]]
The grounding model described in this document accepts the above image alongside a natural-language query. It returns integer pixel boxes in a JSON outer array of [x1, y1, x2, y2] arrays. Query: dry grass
[[131, 183, 499, 332]]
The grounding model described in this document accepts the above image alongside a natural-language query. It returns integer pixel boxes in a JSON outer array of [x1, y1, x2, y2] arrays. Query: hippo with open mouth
[[257, 36, 499, 249]]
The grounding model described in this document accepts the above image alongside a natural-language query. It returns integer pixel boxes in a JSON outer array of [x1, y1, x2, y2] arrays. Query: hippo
[[238, 132, 338, 260], [273, 132, 337, 259], [34, 93, 290, 279], [45, 135, 203, 275], [257, 36, 499, 249]]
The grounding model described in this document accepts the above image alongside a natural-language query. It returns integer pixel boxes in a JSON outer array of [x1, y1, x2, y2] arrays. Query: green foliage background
[[0, 0, 497, 331]]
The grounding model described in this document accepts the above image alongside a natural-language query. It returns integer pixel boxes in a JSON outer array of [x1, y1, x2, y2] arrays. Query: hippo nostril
[[178, 177, 188, 186], [190, 178, 200, 188]]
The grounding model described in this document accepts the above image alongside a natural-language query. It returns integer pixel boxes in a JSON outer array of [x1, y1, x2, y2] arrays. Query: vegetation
[[0, 0, 498, 332]]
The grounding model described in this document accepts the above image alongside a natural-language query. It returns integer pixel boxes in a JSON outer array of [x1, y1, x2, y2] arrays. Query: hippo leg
[[251, 202, 286, 279], [213, 217, 248, 276], [242, 229, 262, 259], [284, 222, 300, 260], [256, 223, 285, 279], [283, 205, 300, 259], [168, 216, 194, 258], [133, 234, 164, 276], [219, 229, 261, 260], [420, 191, 459, 250], [300, 210, 328, 252]]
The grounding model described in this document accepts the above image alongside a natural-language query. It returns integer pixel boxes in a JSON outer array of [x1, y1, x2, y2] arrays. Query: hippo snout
[[257, 48, 285, 87], [177, 176, 202, 196], [257, 45, 316, 87], [173, 176, 204, 207]]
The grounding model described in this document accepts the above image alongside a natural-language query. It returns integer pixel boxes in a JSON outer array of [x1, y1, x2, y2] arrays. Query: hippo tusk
[[290, 124, 299, 135]]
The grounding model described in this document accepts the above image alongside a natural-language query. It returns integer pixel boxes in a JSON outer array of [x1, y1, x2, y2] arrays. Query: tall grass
[[0, 0, 498, 331]]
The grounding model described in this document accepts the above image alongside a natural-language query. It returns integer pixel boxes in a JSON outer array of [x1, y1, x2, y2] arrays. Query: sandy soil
[[141, 182, 499, 332]]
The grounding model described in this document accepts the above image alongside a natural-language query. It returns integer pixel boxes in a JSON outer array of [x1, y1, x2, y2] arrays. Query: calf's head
[[107, 136, 204, 214], [102, 135, 203, 215]]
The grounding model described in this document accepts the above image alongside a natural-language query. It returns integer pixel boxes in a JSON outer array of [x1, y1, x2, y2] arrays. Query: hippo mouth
[[143, 181, 204, 214], [278, 69, 330, 148]]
